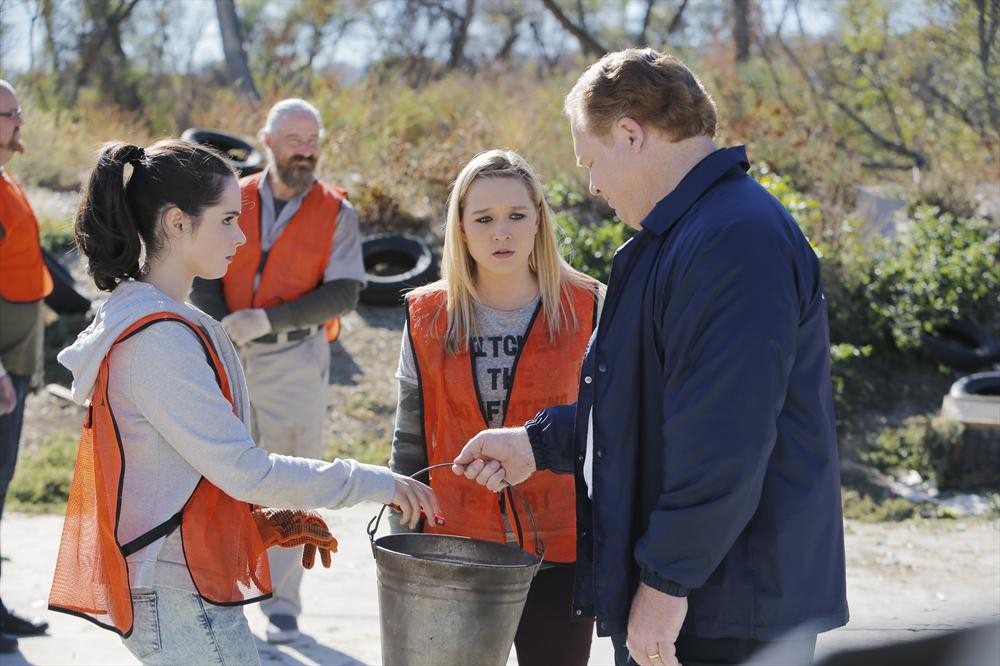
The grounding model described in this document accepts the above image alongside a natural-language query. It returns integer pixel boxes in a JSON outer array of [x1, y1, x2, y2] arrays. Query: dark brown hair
[[565, 48, 717, 141], [73, 139, 235, 291]]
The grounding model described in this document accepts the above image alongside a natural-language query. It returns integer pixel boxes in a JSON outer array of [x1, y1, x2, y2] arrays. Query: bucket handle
[[367, 462, 545, 560]]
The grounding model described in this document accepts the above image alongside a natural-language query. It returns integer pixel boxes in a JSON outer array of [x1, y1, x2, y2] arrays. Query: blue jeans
[[122, 587, 260, 666], [0, 372, 30, 523]]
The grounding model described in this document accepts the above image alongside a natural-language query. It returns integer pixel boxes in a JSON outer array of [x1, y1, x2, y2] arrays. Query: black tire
[[359, 234, 437, 306], [951, 371, 1000, 398], [920, 319, 1000, 372], [42, 249, 91, 315], [180, 128, 264, 177]]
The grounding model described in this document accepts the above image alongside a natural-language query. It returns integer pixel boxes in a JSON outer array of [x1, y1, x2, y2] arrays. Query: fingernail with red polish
[[434, 515, 446, 526]]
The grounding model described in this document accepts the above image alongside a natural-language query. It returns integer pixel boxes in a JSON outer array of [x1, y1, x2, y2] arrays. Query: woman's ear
[[160, 206, 190, 240]]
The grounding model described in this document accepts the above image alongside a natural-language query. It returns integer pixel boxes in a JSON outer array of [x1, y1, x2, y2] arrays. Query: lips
[[492, 250, 514, 258]]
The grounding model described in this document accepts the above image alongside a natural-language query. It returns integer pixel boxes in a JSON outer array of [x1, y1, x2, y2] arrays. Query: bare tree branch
[[637, 0, 655, 46], [541, 0, 606, 57], [666, 0, 689, 35]]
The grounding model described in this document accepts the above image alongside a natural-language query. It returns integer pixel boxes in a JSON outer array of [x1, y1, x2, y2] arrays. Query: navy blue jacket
[[526, 146, 848, 640]]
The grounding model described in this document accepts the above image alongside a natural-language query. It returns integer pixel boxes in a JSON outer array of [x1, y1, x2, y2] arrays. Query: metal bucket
[[368, 465, 543, 666]]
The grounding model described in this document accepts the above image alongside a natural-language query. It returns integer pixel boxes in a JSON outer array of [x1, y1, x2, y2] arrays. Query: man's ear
[[616, 117, 646, 153], [160, 206, 190, 240]]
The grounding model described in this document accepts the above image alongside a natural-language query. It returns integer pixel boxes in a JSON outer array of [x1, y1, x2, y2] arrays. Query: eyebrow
[[224, 210, 240, 216], [469, 205, 530, 216]]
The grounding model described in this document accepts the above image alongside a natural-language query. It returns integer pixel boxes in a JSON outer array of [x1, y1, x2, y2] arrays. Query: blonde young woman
[[390, 149, 604, 666]]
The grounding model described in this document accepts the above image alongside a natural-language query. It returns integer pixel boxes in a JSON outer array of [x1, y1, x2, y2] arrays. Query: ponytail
[[74, 143, 147, 291], [73, 139, 235, 292]]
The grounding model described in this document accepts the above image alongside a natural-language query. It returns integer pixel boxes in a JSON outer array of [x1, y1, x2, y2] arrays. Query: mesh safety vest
[[407, 284, 597, 562], [49, 313, 271, 636], [222, 174, 346, 342], [0, 171, 53, 302]]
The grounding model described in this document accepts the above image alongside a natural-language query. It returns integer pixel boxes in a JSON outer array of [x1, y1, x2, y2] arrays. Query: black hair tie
[[127, 145, 146, 166]]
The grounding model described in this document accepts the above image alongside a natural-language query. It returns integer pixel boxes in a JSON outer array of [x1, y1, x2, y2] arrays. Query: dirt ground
[[8, 303, 1000, 664]]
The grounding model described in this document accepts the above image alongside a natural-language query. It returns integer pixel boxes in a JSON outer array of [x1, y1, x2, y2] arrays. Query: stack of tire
[[924, 320, 1000, 489]]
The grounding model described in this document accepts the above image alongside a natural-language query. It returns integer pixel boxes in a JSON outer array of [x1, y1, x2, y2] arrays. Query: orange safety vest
[[407, 284, 596, 563], [48, 313, 271, 637], [222, 174, 346, 342], [0, 171, 53, 302]]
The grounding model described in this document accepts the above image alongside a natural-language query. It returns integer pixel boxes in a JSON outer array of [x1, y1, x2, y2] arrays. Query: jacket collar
[[640, 145, 750, 236]]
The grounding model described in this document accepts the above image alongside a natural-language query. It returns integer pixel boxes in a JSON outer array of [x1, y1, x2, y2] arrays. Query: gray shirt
[[396, 297, 540, 428]]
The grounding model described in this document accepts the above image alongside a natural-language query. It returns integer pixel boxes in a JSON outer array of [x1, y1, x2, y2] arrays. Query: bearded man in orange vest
[[189, 98, 367, 644], [0, 79, 52, 653]]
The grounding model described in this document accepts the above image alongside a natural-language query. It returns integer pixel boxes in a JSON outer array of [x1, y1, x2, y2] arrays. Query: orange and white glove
[[252, 508, 339, 569]]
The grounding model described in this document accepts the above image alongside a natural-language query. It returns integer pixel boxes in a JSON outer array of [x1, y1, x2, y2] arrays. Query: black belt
[[253, 327, 319, 344]]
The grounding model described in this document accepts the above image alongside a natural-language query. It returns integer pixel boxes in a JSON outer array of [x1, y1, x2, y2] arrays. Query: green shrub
[[841, 488, 929, 522], [864, 206, 999, 350], [8, 431, 78, 514], [859, 414, 965, 482], [546, 176, 634, 284]]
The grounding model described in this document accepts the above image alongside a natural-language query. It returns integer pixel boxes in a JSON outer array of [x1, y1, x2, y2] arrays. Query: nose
[[233, 224, 246, 248], [493, 221, 513, 241]]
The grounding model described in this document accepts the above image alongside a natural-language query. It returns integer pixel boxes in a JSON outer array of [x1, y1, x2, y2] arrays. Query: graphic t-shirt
[[396, 296, 540, 428]]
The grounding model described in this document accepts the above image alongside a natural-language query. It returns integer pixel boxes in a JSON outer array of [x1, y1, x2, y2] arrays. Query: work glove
[[252, 508, 339, 569], [221, 308, 272, 346]]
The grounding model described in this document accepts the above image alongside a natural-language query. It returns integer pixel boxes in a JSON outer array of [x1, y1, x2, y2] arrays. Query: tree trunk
[[448, 0, 475, 70], [214, 0, 260, 103], [734, 0, 751, 62]]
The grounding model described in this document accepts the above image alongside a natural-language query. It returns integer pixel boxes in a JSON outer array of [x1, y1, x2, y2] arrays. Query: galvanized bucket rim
[[372, 532, 542, 570]]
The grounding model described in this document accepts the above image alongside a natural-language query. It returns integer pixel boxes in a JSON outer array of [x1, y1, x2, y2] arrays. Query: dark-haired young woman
[[48, 140, 439, 665]]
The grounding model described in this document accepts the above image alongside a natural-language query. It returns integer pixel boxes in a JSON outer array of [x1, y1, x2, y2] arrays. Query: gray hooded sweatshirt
[[58, 280, 396, 592]]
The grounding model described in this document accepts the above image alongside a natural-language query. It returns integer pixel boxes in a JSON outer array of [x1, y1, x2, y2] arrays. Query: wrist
[[524, 415, 548, 472], [640, 568, 691, 597]]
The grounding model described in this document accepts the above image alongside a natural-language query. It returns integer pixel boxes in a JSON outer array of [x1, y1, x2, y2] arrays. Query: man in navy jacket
[[454, 48, 848, 666]]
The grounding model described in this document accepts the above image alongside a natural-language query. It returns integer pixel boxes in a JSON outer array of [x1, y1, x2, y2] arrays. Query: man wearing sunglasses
[[0, 79, 52, 654]]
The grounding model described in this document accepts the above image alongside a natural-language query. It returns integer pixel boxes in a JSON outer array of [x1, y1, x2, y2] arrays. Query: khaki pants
[[239, 332, 330, 619]]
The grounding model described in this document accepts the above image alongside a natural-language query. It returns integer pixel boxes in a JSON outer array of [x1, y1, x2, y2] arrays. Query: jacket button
[[597, 362, 607, 373], [599, 621, 608, 631], [584, 375, 592, 384], [577, 454, 585, 462], [575, 609, 583, 616], [596, 449, 603, 458]]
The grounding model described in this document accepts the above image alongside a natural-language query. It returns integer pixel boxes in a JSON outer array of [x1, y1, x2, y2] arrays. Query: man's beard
[[1, 131, 24, 154], [275, 155, 316, 192]]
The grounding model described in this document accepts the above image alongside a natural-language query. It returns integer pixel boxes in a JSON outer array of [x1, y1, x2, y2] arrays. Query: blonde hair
[[565, 48, 717, 141], [412, 149, 603, 354]]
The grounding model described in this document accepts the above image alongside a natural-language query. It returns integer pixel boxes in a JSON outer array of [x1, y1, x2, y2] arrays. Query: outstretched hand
[[452, 427, 537, 491], [253, 508, 338, 569], [390, 474, 442, 530]]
